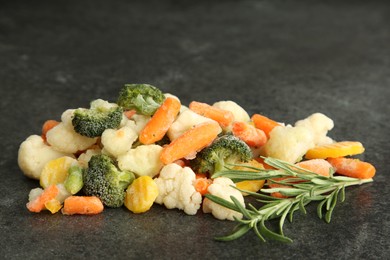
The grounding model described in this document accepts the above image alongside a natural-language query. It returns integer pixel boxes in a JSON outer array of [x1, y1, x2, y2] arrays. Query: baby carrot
[[26, 184, 59, 213], [251, 114, 280, 138], [193, 176, 212, 196], [327, 157, 376, 179], [232, 121, 267, 148], [189, 101, 234, 128], [139, 97, 181, 145], [41, 120, 60, 142], [160, 121, 221, 164], [62, 196, 104, 215], [295, 159, 334, 177]]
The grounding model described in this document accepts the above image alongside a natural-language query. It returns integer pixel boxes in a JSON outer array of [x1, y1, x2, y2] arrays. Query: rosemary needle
[[206, 157, 373, 243]]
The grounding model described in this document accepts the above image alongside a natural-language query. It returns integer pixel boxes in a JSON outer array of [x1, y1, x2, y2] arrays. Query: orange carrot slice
[[193, 177, 212, 196], [26, 185, 59, 213], [41, 120, 60, 142], [160, 121, 221, 164], [232, 121, 267, 148], [189, 101, 234, 128], [327, 157, 376, 179], [62, 196, 104, 215], [305, 141, 365, 159], [251, 114, 280, 139], [295, 159, 333, 177], [139, 97, 181, 144]]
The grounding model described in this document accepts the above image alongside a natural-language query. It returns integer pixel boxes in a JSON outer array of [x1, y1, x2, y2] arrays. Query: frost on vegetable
[[18, 135, 73, 180], [117, 144, 164, 178], [154, 163, 202, 215], [202, 177, 245, 221]]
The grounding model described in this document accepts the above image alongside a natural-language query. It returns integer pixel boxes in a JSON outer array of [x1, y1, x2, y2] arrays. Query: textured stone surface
[[1, 0, 389, 258]]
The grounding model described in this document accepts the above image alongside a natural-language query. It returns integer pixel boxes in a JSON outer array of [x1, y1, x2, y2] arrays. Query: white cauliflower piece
[[261, 125, 315, 163], [90, 99, 118, 110], [167, 109, 215, 141], [101, 126, 138, 158], [77, 146, 101, 168], [295, 113, 334, 146], [46, 122, 97, 154], [117, 144, 163, 178], [213, 100, 250, 123], [154, 163, 202, 215], [61, 109, 76, 126], [125, 114, 151, 134], [203, 177, 245, 221], [18, 135, 73, 180]]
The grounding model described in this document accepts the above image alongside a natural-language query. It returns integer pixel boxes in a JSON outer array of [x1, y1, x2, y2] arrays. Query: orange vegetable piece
[[193, 177, 212, 196], [295, 159, 334, 177], [267, 177, 291, 198], [327, 157, 376, 179], [160, 121, 221, 164], [62, 196, 104, 215], [189, 101, 234, 128], [26, 185, 59, 213], [254, 157, 275, 169], [251, 114, 280, 139], [124, 109, 137, 119], [139, 97, 181, 145], [305, 141, 365, 159], [139, 97, 181, 144], [232, 121, 267, 148], [41, 120, 60, 142]]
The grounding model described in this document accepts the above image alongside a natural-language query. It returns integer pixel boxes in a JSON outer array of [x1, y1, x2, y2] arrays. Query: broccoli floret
[[72, 100, 123, 138], [83, 154, 135, 207], [191, 135, 252, 174], [117, 84, 165, 116]]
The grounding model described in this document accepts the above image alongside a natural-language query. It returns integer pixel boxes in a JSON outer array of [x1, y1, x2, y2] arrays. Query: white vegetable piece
[[261, 125, 315, 163], [77, 146, 101, 168], [213, 100, 250, 123], [117, 144, 164, 178], [295, 113, 334, 146], [46, 122, 97, 154], [125, 114, 151, 135], [154, 163, 202, 215], [101, 126, 138, 158], [18, 135, 72, 180], [167, 109, 215, 141], [203, 177, 245, 221]]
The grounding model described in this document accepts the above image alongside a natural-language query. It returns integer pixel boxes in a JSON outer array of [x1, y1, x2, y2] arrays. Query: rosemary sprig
[[206, 157, 373, 242]]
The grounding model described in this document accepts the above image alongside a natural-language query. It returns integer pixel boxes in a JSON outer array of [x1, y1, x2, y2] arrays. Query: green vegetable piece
[[64, 165, 84, 194], [191, 134, 252, 174], [117, 84, 165, 116], [83, 154, 135, 207], [72, 100, 123, 138]]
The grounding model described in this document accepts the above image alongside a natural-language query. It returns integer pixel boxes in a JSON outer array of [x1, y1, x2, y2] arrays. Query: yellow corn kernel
[[40, 156, 78, 189], [45, 199, 62, 214], [124, 176, 159, 213]]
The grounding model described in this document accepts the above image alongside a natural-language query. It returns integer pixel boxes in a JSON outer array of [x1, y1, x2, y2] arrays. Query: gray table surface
[[1, 0, 389, 259]]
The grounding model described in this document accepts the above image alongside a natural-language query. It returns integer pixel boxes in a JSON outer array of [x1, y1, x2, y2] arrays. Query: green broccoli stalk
[[191, 135, 252, 174], [83, 154, 135, 207], [72, 100, 123, 138], [117, 84, 165, 116]]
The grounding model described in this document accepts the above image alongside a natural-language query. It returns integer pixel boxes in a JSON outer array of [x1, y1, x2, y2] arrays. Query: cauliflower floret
[[125, 114, 151, 135], [90, 99, 118, 110], [101, 126, 138, 158], [61, 109, 76, 127], [213, 100, 250, 123], [295, 113, 334, 146], [167, 109, 215, 141], [203, 177, 245, 221], [77, 146, 101, 168], [261, 125, 315, 163], [154, 163, 202, 215], [18, 135, 73, 179], [46, 122, 97, 154], [117, 144, 163, 178]]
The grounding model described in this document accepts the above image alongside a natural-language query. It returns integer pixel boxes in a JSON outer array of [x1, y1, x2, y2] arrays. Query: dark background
[[1, 0, 389, 259]]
